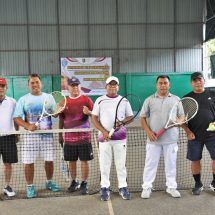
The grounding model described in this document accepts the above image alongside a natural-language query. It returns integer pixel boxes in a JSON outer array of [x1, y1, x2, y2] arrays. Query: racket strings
[[168, 98, 198, 126], [44, 92, 66, 115], [113, 94, 141, 132], [116, 96, 141, 124], [181, 99, 198, 121]]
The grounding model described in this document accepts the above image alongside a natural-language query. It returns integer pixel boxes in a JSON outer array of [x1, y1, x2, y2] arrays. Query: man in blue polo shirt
[[14, 74, 60, 198]]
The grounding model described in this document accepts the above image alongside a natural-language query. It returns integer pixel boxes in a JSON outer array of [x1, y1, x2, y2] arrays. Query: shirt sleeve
[[87, 96, 94, 111], [91, 98, 99, 116], [140, 97, 150, 118], [13, 97, 25, 118]]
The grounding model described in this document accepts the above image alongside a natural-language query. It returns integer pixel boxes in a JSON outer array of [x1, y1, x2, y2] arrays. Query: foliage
[[207, 38, 215, 56]]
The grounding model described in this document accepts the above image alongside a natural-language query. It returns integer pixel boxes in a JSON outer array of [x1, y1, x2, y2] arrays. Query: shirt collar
[[0, 96, 7, 104], [154, 92, 172, 98], [69, 94, 81, 99]]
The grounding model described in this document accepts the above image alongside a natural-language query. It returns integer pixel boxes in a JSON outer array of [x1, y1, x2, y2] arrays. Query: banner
[[61, 57, 112, 96]]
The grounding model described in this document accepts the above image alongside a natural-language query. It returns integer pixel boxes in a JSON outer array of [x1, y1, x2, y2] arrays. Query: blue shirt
[[13, 93, 55, 130]]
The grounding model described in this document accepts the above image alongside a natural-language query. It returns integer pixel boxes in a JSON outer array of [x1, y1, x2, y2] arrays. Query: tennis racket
[[156, 97, 198, 138], [109, 94, 142, 137], [35, 91, 66, 126], [60, 142, 70, 182]]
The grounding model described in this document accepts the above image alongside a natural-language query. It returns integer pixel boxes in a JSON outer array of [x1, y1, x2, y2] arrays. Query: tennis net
[[0, 127, 213, 199]]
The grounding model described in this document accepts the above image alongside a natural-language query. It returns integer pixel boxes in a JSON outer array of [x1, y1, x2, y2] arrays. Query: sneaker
[[119, 187, 131, 200], [100, 187, 110, 201], [209, 182, 215, 192], [166, 188, 181, 198], [80, 181, 88, 195], [46, 181, 60, 192], [192, 182, 203, 195], [26, 185, 36, 198], [3, 185, 15, 197], [141, 188, 152, 199], [68, 180, 80, 193]]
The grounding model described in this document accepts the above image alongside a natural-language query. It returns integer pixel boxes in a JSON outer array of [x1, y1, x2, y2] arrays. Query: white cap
[[105, 76, 119, 85]]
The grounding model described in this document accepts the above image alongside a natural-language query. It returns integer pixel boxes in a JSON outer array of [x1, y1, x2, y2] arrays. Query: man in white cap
[[0, 77, 18, 197], [92, 76, 133, 201]]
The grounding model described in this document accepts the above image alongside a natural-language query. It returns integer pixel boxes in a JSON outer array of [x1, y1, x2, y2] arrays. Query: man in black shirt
[[183, 72, 215, 195]]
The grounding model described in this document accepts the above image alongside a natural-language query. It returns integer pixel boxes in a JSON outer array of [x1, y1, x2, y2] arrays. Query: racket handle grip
[[109, 128, 115, 137], [156, 128, 166, 139]]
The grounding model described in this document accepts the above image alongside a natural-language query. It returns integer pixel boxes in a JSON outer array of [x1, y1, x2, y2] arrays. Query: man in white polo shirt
[[92, 76, 133, 201], [140, 75, 183, 199], [0, 78, 18, 197]]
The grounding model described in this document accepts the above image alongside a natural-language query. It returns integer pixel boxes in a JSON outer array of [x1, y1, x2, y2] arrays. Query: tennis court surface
[[1, 191, 215, 215]]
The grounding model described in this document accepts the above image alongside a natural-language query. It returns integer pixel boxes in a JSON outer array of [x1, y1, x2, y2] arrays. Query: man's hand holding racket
[[27, 124, 38, 131], [145, 128, 157, 142], [102, 129, 111, 142]]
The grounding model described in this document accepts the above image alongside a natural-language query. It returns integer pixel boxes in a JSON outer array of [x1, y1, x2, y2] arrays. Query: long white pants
[[99, 140, 127, 188], [142, 143, 178, 189]]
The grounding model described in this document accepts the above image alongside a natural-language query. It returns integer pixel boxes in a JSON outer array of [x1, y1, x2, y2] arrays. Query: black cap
[[67, 77, 80, 85], [191, 72, 204, 81]]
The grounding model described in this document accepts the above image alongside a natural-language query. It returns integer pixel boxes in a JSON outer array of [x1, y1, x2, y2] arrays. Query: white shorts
[[22, 134, 55, 164]]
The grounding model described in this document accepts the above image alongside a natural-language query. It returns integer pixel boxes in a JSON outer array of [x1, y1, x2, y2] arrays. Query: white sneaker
[[3, 185, 16, 197], [141, 188, 152, 199], [209, 183, 215, 192], [166, 188, 181, 198]]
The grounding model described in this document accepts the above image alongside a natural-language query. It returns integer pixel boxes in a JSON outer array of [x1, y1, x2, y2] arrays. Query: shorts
[[0, 135, 18, 163], [64, 143, 94, 161], [22, 134, 55, 164], [187, 138, 215, 161]]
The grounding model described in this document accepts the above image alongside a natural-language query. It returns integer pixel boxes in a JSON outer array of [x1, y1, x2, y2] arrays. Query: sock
[[193, 174, 202, 184]]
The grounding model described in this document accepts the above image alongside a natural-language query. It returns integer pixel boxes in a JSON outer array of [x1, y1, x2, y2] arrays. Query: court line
[[108, 200, 115, 215], [93, 132, 115, 215]]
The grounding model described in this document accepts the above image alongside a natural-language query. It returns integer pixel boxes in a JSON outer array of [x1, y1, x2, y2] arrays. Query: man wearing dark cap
[[0, 78, 18, 197], [183, 72, 215, 195], [59, 76, 94, 195]]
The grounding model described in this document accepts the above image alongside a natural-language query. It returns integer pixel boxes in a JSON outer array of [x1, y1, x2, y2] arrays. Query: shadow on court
[[1, 190, 215, 215]]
